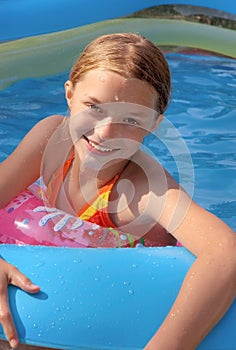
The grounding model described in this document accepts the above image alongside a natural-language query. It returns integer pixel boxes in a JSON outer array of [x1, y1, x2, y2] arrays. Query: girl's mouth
[[83, 135, 116, 153]]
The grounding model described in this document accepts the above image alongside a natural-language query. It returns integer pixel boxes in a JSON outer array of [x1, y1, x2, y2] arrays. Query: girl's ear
[[152, 113, 164, 131], [64, 80, 74, 109]]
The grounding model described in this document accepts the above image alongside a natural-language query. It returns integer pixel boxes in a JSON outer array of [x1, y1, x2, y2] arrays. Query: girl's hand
[[0, 258, 40, 349]]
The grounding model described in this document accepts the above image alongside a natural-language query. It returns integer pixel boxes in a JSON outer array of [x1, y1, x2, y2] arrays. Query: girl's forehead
[[75, 69, 158, 108]]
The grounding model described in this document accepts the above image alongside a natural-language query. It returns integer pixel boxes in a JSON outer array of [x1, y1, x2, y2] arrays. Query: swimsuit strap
[[62, 153, 75, 179], [46, 153, 75, 207]]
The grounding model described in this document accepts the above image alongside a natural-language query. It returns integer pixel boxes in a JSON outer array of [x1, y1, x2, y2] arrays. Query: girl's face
[[65, 69, 163, 168]]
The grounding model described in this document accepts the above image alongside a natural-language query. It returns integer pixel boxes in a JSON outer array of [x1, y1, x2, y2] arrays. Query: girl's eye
[[89, 104, 103, 113], [123, 117, 140, 126]]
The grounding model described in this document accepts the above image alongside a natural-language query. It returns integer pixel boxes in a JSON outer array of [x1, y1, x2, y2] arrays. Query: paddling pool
[[0, 1, 236, 349]]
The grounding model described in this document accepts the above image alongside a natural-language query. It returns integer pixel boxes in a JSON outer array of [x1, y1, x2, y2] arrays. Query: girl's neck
[[71, 153, 130, 189]]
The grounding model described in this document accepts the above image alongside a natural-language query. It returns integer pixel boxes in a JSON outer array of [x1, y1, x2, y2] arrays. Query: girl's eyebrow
[[86, 96, 101, 104]]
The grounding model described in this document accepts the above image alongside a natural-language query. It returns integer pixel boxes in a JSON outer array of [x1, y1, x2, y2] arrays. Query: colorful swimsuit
[[45, 154, 176, 247], [46, 153, 120, 228]]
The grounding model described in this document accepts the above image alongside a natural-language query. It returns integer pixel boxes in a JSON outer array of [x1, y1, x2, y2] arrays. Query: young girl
[[0, 33, 235, 350]]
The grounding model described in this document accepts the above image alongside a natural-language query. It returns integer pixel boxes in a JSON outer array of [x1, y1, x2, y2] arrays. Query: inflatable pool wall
[[0, 0, 236, 349], [1, 245, 236, 350]]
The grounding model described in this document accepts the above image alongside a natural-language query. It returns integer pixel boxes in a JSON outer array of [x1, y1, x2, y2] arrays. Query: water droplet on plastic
[[123, 281, 130, 286], [35, 262, 44, 268]]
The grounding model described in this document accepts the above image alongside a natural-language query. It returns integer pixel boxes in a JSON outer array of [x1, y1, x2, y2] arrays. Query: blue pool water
[[0, 53, 235, 231]]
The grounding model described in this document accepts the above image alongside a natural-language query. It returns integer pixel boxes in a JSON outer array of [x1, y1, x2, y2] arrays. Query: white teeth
[[88, 140, 113, 152]]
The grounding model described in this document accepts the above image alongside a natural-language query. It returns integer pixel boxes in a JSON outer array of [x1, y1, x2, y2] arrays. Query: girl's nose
[[94, 117, 121, 140]]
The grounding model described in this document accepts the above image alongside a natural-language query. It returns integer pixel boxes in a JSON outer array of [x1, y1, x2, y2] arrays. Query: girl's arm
[[0, 114, 64, 348], [0, 259, 40, 349], [0, 115, 64, 208], [145, 189, 236, 349]]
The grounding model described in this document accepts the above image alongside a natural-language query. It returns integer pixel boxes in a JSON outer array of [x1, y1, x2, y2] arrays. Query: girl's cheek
[[69, 112, 95, 143]]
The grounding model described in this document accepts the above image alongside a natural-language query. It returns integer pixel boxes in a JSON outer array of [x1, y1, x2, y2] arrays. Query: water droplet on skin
[[99, 75, 105, 82], [190, 271, 196, 279]]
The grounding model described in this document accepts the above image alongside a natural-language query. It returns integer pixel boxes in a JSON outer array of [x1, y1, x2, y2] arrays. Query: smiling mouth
[[83, 136, 117, 153]]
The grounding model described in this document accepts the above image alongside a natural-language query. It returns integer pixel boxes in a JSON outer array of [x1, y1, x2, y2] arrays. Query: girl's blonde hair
[[70, 32, 171, 114]]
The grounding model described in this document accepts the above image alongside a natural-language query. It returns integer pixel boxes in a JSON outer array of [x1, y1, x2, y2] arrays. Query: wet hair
[[69, 32, 171, 114]]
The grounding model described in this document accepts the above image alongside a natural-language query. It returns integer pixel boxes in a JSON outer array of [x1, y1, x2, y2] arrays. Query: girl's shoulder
[[26, 114, 66, 145], [117, 150, 181, 215], [125, 150, 176, 187], [37, 114, 66, 129]]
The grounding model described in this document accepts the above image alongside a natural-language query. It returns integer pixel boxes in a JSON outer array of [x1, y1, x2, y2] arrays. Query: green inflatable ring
[[1, 18, 235, 90]]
